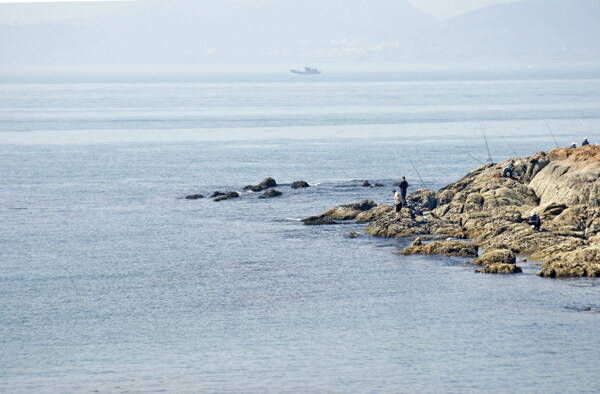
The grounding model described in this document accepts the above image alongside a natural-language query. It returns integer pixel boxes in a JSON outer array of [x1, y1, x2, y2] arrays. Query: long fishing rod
[[479, 121, 494, 163], [543, 119, 559, 148], [406, 154, 427, 189], [464, 150, 486, 166]]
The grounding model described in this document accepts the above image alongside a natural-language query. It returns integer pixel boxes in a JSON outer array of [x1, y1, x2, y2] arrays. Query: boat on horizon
[[290, 67, 321, 75]]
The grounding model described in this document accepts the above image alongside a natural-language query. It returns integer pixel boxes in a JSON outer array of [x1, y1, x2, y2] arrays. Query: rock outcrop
[[291, 181, 310, 189], [259, 190, 282, 199], [400, 238, 478, 258], [304, 146, 600, 277], [243, 177, 277, 192], [185, 194, 204, 200], [214, 191, 239, 202], [302, 200, 377, 224]]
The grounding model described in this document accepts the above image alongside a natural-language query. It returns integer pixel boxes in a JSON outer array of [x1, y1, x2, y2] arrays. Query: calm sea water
[[1, 67, 600, 393]]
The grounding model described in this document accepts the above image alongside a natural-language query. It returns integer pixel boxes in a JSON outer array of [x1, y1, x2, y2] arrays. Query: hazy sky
[[0, 0, 524, 20]]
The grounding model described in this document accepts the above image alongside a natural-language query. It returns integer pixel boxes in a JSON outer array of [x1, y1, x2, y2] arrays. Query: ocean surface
[[1, 66, 600, 393]]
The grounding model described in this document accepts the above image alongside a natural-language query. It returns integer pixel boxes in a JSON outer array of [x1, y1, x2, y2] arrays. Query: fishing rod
[[464, 150, 486, 166], [479, 121, 494, 163], [543, 119, 559, 148], [406, 154, 427, 189]]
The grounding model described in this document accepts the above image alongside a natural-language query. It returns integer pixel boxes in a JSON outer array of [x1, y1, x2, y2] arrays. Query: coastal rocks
[[471, 248, 522, 274], [214, 191, 239, 202], [537, 245, 600, 277], [356, 204, 392, 224], [211, 191, 226, 198], [362, 181, 371, 187], [400, 238, 478, 258], [303, 200, 377, 225], [291, 181, 310, 189], [243, 177, 277, 192], [303, 146, 600, 277], [259, 190, 282, 199], [407, 189, 438, 212], [471, 249, 516, 265], [529, 146, 600, 207], [185, 194, 204, 200], [475, 264, 523, 274]]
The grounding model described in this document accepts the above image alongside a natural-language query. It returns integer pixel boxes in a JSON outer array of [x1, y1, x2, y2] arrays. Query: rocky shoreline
[[303, 146, 600, 277]]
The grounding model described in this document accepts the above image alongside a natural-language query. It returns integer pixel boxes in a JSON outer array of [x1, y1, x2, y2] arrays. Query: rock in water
[[302, 200, 378, 224], [475, 264, 523, 274], [259, 190, 282, 199], [258, 177, 277, 189], [185, 194, 204, 200], [243, 177, 277, 192], [400, 239, 478, 258], [362, 181, 371, 187], [211, 191, 226, 198], [214, 191, 239, 202], [471, 249, 516, 265], [291, 181, 310, 189]]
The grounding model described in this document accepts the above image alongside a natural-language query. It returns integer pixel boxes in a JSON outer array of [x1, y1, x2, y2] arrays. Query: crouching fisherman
[[528, 212, 542, 231], [502, 160, 516, 179]]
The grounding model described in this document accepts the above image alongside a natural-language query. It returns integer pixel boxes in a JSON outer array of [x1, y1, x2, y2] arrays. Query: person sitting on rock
[[528, 212, 542, 231], [582, 137, 590, 146], [502, 160, 516, 179], [570, 142, 577, 148], [392, 189, 403, 222]]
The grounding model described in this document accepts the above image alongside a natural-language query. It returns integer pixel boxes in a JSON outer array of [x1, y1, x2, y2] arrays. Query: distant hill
[[437, 0, 600, 60], [0, 0, 598, 65]]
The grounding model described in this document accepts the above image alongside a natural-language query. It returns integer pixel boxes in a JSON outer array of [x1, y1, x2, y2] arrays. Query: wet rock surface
[[400, 238, 478, 257], [305, 146, 600, 277], [214, 191, 240, 202], [291, 181, 310, 189], [243, 177, 277, 192], [185, 194, 204, 200], [259, 190, 282, 199]]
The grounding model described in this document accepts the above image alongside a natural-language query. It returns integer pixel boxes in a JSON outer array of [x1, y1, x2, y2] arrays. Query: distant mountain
[[437, 0, 600, 60], [0, 0, 598, 65]]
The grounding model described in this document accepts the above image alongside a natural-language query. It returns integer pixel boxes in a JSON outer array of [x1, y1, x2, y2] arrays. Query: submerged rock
[[185, 194, 204, 200], [291, 181, 310, 189], [362, 180, 371, 187], [211, 191, 226, 198], [214, 191, 239, 202], [259, 190, 282, 199]]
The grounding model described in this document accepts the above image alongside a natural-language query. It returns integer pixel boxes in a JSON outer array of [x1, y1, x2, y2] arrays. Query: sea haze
[[1, 67, 599, 392]]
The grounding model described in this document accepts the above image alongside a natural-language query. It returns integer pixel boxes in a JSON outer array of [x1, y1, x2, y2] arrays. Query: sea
[[1, 64, 600, 393]]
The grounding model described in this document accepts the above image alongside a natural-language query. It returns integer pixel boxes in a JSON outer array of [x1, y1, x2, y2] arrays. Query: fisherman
[[582, 137, 590, 146], [528, 212, 542, 231], [570, 142, 577, 148], [502, 160, 515, 179], [398, 176, 409, 205], [392, 190, 403, 222]]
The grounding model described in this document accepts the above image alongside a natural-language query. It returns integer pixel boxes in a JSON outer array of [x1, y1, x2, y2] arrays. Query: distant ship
[[290, 67, 321, 75]]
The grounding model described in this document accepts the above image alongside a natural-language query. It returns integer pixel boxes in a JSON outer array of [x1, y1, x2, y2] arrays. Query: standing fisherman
[[392, 190, 403, 222], [398, 176, 409, 205]]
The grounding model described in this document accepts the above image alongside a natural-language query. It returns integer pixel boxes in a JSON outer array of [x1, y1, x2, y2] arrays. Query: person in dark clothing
[[502, 160, 516, 179], [528, 212, 542, 231], [582, 137, 590, 146], [398, 176, 409, 205]]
